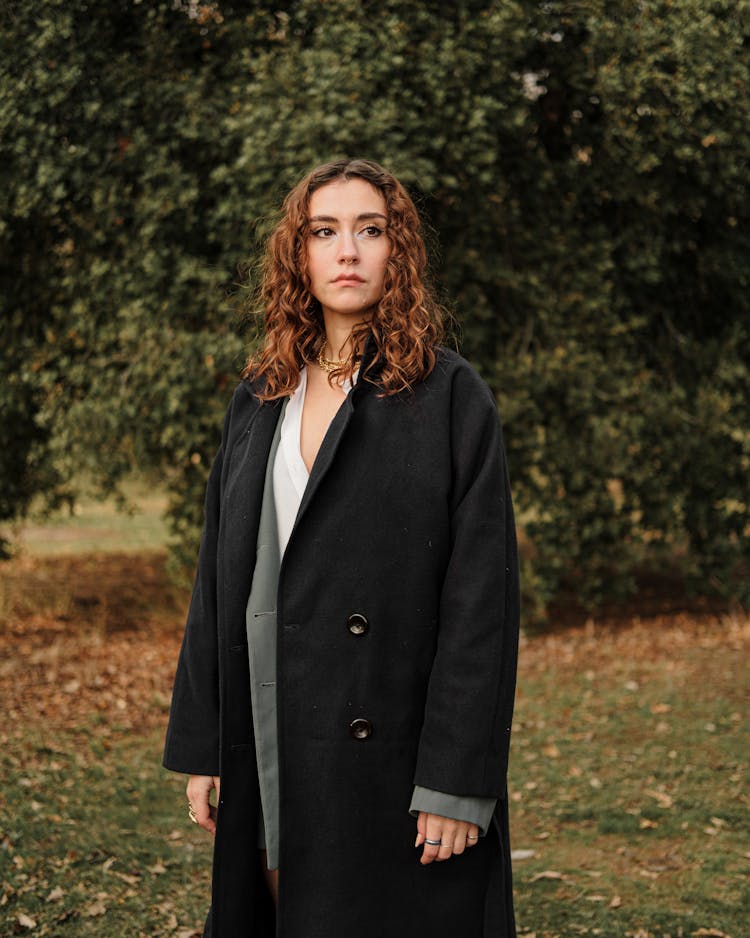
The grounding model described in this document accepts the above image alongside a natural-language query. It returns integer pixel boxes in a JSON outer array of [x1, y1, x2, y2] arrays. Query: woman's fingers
[[417, 814, 479, 864], [452, 824, 468, 855], [186, 775, 220, 836], [420, 815, 445, 865], [207, 775, 221, 827], [437, 824, 456, 861], [415, 811, 426, 848], [418, 814, 475, 864]]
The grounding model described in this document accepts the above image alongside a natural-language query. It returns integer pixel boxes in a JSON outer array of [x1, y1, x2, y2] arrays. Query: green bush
[[1, 0, 748, 615]]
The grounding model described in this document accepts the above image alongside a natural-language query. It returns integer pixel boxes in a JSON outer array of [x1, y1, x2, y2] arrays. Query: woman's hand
[[186, 775, 221, 836], [415, 811, 480, 865]]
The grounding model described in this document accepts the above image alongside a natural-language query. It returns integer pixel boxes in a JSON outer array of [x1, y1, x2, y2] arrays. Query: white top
[[272, 366, 356, 557]]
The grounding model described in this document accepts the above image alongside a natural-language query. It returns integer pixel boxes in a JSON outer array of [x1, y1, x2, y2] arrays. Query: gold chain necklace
[[316, 348, 348, 374]]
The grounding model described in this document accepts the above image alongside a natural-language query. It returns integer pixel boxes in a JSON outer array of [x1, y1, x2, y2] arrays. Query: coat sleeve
[[413, 362, 520, 798], [162, 401, 232, 777], [409, 786, 496, 836]]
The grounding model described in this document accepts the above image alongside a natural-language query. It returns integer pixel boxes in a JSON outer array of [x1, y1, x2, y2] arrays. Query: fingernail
[[414, 835, 420, 847]]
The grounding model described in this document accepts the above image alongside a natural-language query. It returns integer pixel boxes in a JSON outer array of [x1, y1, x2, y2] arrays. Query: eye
[[361, 225, 385, 237], [311, 226, 335, 238]]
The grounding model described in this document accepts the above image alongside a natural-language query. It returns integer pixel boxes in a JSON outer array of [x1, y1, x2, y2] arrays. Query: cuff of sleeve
[[409, 785, 497, 836]]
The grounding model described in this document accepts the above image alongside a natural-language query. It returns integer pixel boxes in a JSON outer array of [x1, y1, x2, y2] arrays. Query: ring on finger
[[188, 807, 198, 824], [467, 833, 479, 840], [424, 837, 442, 846]]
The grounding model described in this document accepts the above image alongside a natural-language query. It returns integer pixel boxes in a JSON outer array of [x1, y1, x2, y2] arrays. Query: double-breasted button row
[[347, 614, 371, 739], [349, 718, 372, 740], [347, 612, 369, 635]]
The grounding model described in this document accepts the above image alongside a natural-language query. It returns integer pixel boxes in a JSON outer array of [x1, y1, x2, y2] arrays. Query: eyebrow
[[309, 212, 387, 223]]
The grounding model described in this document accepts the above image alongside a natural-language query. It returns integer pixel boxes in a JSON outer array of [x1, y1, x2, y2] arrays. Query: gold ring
[[467, 834, 479, 840], [188, 807, 198, 824]]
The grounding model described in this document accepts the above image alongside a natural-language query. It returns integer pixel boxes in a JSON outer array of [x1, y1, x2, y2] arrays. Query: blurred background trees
[[2, 0, 748, 618]]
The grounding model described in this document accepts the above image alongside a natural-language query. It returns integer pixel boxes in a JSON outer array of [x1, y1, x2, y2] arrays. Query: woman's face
[[306, 177, 390, 324]]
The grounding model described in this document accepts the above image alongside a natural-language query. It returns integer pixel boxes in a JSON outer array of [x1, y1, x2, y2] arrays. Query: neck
[[321, 311, 370, 361]]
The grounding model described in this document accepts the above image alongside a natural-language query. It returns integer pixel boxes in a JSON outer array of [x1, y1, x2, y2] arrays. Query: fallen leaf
[[46, 886, 64, 902], [692, 930, 732, 937], [17, 913, 37, 929], [84, 899, 107, 916], [530, 870, 565, 882], [148, 860, 167, 875], [645, 788, 673, 808], [511, 849, 536, 860], [609, 895, 622, 908]]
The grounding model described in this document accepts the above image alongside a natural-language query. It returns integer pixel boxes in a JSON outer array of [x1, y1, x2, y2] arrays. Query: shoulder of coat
[[432, 347, 496, 404], [220, 378, 266, 432]]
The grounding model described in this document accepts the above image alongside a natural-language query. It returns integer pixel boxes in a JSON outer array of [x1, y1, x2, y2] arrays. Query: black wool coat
[[163, 341, 520, 938]]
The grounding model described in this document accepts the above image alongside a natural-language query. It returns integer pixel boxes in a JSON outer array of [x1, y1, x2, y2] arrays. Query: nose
[[338, 231, 359, 264]]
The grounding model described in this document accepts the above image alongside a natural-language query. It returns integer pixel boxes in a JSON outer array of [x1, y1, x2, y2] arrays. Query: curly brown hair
[[242, 158, 448, 398]]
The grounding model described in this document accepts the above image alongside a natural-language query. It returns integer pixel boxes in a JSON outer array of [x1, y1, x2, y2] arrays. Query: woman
[[163, 158, 520, 937]]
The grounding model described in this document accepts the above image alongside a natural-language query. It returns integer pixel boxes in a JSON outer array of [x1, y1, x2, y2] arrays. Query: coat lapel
[[224, 332, 383, 609], [292, 393, 355, 536], [286, 332, 383, 551]]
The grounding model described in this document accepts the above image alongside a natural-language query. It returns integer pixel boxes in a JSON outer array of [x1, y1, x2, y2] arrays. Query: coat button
[[349, 718, 372, 740], [347, 613, 369, 635]]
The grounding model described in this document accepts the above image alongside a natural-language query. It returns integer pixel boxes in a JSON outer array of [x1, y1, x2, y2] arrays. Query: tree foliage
[[2, 0, 748, 615]]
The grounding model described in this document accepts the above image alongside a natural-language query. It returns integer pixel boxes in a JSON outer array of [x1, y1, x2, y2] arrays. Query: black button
[[349, 718, 372, 740], [347, 613, 369, 635]]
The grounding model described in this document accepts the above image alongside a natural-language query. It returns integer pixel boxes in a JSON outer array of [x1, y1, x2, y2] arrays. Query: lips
[[333, 273, 365, 283]]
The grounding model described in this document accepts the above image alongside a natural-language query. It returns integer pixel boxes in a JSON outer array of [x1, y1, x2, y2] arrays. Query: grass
[[2, 724, 212, 937], [1, 498, 748, 937], [509, 615, 749, 938], [4, 479, 169, 557]]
